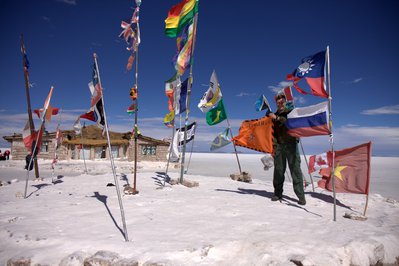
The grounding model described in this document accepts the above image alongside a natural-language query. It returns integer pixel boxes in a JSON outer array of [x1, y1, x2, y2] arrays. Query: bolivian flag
[[165, 0, 198, 38]]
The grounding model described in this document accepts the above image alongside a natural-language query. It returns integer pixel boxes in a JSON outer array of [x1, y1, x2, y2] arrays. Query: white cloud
[[56, 0, 77, 5], [268, 81, 293, 93], [361, 105, 399, 115], [352, 77, 363, 83], [236, 92, 256, 97]]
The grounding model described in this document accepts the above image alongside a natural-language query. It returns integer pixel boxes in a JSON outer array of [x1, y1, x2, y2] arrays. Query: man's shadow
[[91, 192, 125, 239]]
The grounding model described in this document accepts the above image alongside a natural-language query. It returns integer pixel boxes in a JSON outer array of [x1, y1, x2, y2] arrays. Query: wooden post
[[20, 34, 40, 179]]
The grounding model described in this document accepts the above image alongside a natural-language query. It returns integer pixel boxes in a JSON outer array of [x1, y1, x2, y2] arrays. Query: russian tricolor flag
[[286, 101, 331, 138]]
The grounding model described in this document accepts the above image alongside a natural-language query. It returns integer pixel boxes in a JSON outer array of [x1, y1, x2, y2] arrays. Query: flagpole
[[132, 2, 141, 195], [179, 13, 199, 184], [326, 46, 337, 221], [164, 123, 175, 186], [288, 86, 315, 192], [24, 86, 54, 198], [20, 34, 40, 180], [81, 122, 88, 174], [164, 80, 180, 185], [24, 115, 44, 198], [184, 120, 196, 174], [52, 112, 62, 183], [93, 53, 129, 241], [226, 118, 242, 174]]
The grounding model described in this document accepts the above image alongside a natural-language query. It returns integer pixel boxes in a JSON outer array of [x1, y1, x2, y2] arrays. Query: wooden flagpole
[[93, 53, 129, 241], [20, 34, 40, 180], [24, 86, 54, 198], [179, 13, 199, 184], [326, 46, 337, 221]]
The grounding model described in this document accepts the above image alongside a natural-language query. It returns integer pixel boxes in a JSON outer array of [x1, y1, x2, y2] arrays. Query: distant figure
[[4, 150, 10, 160], [0, 150, 4, 161], [25, 154, 34, 171]]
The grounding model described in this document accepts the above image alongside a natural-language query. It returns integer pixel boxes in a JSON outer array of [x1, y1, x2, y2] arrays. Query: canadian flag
[[308, 152, 330, 174]]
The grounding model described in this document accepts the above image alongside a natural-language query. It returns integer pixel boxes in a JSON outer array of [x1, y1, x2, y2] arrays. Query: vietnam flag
[[318, 142, 372, 194], [165, 0, 198, 38], [232, 116, 274, 154]]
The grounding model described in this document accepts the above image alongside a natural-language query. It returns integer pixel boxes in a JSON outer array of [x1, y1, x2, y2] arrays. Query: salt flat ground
[[0, 153, 398, 265]]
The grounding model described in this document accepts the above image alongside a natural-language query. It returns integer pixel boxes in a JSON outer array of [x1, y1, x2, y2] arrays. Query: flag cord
[[299, 139, 315, 191], [20, 34, 40, 179], [94, 54, 129, 242], [179, 13, 199, 184]]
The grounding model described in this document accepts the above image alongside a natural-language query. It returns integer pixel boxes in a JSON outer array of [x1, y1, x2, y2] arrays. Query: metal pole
[[93, 54, 129, 241], [226, 119, 242, 174], [179, 13, 199, 184], [132, 6, 141, 194], [81, 123, 88, 174], [326, 46, 336, 221], [20, 34, 40, 179]]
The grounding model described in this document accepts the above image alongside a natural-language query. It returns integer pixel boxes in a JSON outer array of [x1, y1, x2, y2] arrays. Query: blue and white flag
[[255, 94, 272, 114], [286, 101, 330, 138]]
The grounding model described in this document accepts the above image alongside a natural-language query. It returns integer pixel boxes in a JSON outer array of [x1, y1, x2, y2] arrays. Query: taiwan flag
[[287, 50, 328, 98]]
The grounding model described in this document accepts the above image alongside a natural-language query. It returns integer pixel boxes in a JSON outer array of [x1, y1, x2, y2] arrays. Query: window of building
[[41, 142, 49, 153], [141, 145, 156, 155]]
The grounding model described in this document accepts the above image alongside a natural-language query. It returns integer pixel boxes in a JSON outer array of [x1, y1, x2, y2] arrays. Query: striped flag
[[165, 0, 198, 38], [88, 63, 102, 107], [174, 23, 194, 75], [286, 101, 330, 138]]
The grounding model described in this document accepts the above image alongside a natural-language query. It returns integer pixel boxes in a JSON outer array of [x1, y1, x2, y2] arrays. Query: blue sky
[[0, 0, 398, 156]]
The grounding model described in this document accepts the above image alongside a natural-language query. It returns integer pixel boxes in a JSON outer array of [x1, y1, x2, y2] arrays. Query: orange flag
[[318, 142, 372, 194], [232, 116, 274, 153]]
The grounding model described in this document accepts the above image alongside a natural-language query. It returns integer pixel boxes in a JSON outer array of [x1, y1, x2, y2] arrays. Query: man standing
[[268, 93, 306, 205]]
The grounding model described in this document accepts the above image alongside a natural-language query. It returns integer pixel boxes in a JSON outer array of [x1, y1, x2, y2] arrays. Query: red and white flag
[[308, 152, 330, 174], [283, 86, 294, 102]]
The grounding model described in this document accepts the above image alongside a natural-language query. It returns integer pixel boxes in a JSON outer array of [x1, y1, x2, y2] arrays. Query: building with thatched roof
[[3, 125, 170, 162]]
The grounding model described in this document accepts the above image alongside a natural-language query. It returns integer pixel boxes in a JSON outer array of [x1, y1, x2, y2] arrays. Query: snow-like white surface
[[0, 153, 398, 265]]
